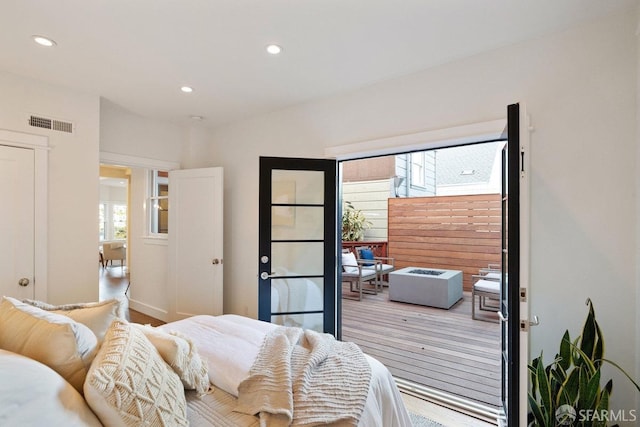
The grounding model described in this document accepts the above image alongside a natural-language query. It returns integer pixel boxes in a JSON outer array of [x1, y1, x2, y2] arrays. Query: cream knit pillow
[[84, 319, 188, 426], [131, 323, 210, 394], [0, 297, 98, 394], [22, 297, 128, 344]]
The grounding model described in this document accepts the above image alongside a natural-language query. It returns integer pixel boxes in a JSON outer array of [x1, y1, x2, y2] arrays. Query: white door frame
[[325, 116, 531, 423], [0, 129, 48, 301], [99, 151, 180, 319]]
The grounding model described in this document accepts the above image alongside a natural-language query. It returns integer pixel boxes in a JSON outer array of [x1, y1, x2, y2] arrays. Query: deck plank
[[341, 285, 501, 408]]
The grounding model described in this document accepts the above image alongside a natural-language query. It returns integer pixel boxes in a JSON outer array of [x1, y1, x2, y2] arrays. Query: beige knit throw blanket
[[235, 326, 372, 427]]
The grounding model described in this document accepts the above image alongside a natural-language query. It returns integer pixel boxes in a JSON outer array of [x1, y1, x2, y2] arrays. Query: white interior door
[[168, 167, 223, 320], [0, 145, 35, 300]]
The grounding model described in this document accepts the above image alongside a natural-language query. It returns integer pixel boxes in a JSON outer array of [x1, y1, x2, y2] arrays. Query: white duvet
[[159, 314, 412, 427]]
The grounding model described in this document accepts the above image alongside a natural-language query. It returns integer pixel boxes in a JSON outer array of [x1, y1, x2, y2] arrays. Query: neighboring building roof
[[435, 141, 503, 186]]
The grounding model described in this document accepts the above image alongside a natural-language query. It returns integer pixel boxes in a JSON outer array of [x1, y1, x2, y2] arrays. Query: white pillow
[[0, 349, 102, 426], [22, 297, 128, 344], [0, 297, 98, 394], [130, 323, 210, 394], [84, 319, 188, 427], [341, 251, 360, 274]]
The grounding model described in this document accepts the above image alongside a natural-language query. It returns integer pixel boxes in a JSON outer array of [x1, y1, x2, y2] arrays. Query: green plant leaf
[[529, 356, 540, 398], [593, 386, 610, 427], [572, 343, 597, 376], [561, 368, 580, 406], [578, 368, 589, 411], [593, 322, 604, 368], [536, 357, 553, 423], [559, 330, 572, 371], [583, 369, 601, 410], [528, 392, 550, 427], [580, 299, 597, 360]]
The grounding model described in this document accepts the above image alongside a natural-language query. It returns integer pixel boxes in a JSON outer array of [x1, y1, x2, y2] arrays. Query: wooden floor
[[341, 282, 501, 409], [98, 264, 164, 326]]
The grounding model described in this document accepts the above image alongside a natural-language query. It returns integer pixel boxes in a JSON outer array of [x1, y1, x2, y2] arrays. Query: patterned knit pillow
[[84, 319, 188, 426], [131, 323, 210, 395]]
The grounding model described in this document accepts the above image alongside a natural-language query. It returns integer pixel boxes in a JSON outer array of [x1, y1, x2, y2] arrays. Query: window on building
[[410, 152, 426, 188], [149, 170, 169, 235]]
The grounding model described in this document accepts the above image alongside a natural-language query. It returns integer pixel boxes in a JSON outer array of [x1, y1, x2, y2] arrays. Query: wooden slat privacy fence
[[388, 194, 502, 291]]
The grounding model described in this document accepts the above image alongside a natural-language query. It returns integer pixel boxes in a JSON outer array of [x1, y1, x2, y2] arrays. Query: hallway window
[[99, 203, 127, 241], [149, 170, 169, 235]]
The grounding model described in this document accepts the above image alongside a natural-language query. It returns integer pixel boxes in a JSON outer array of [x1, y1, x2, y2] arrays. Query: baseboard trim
[[128, 299, 168, 322]]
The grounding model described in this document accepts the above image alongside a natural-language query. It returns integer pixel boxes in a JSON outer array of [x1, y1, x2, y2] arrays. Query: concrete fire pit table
[[389, 267, 463, 309]]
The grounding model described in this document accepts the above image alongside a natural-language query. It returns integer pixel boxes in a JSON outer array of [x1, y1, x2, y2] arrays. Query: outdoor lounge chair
[[341, 250, 379, 301], [355, 246, 395, 291], [471, 264, 501, 322]]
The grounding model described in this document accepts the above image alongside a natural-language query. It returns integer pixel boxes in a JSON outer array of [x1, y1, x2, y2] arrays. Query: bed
[[0, 296, 412, 426], [161, 314, 412, 427]]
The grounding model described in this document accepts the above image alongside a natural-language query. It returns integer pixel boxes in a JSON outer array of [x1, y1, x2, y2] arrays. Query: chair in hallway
[[102, 242, 126, 268]]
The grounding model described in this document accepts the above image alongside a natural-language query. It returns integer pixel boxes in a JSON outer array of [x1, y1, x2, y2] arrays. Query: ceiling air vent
[[28, 115, 73, 133]]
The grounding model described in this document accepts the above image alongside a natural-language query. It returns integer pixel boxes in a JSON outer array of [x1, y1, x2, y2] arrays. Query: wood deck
[[341, 283, 501, 409]]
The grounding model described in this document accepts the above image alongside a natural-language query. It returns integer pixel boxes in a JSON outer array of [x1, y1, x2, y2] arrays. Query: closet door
[[0, 145, 35, 300], [168, 167, 224, 320]]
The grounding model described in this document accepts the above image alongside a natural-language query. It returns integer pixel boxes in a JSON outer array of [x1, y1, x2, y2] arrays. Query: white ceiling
[[1, 0, 634, 128]]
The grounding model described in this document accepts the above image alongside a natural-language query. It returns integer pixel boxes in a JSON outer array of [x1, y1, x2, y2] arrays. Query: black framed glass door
[[501, 103, 521, 426], [258, 157, 337, 335]]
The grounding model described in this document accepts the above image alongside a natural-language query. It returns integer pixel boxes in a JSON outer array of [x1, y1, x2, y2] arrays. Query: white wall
[[0, 71, 100, 304], [201, 10, 638, 412], [100, 99, 186, 320], [100, 99, 185, 161]]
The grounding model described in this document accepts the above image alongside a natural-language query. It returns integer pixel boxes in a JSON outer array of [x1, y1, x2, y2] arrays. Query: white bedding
[[159, 314, 412, 427]]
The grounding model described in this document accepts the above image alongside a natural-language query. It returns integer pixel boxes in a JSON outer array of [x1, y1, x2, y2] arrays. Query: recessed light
[[180, 86, 194, 93], [266, 44, 282, 55], [190, 115, 204, 121], [32, 35, 56, 47]]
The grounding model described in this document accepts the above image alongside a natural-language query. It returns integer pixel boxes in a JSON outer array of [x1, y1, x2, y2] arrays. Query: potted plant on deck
[[341, 201, 372, 242]]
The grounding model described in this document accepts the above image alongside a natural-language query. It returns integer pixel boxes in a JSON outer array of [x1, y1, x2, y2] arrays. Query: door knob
[[18, 278, 30, 287]]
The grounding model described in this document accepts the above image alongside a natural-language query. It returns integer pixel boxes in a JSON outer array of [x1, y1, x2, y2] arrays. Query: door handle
[[498, 311, 507, 322], [18, 278, 30, 287], [260, 271, 277, 280]]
